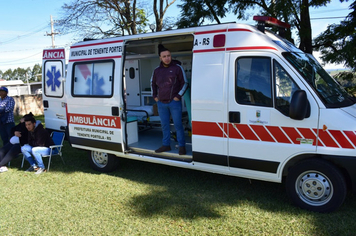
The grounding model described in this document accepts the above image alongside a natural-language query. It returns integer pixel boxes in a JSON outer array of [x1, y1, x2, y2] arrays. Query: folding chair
[[45, 131, 65, 171], [21, 131, 65, 171]]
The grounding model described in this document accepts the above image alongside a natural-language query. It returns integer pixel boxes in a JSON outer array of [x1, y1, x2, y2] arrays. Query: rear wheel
[[89, 151, 120, 172], [286, 159, 347, 213]]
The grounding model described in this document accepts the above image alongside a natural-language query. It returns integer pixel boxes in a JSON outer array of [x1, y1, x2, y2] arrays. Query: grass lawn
[[1, 116, 356, 235]]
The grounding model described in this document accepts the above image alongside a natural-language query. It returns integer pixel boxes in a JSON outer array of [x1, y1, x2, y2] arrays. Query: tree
[[1, 69, 14, 81], [59, 0, 149, 38], [153, 0, 177, 31], [30, 64, 42, 82], [177, 0, 332, 54], [0, 65, 42, 82], [177, 0, 229, 27], [314, 1, 356, 71], [58, 0, 178, 38], [333, 71, 356, 95]]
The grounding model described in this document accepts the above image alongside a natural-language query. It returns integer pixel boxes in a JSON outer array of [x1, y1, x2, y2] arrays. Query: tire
[[286, 158, 347, 213], [88, 150, 120, 173]]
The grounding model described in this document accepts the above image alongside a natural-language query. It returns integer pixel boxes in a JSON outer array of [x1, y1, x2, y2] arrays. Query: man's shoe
[[26, 165, 38, 172], [179, 146, 186, 155], [0, 166, 8, 173], [35, 168, 46, 175], [155, 146, 171, 153]]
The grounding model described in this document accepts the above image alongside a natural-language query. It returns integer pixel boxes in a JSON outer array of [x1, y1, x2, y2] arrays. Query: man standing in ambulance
[[151, 44, 188, 155]]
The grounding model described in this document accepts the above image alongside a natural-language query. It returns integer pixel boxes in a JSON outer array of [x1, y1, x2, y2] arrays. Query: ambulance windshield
[[283, 52, 355, 108]]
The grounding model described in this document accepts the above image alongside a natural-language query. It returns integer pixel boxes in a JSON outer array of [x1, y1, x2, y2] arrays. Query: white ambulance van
[[42, 16, 356, 212]]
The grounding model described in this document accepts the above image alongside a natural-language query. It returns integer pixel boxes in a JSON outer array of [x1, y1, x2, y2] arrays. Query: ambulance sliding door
[[227, 52, 319, 182]]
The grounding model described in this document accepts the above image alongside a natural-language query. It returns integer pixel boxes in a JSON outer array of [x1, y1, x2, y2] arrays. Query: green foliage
[[0, 64, 42, 82], [314, 1, 356, 71], [177, 0, 334, 53], [333, 71, 356, 95], [58, 0, 149, 38], [177, 0, 229, 27]]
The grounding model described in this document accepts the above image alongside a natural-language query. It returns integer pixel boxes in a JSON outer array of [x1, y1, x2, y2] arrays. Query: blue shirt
[[0, 95, 15, 124]]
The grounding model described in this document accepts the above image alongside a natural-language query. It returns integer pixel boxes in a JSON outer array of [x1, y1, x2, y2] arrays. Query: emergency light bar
[[253, 16, 291, 38]]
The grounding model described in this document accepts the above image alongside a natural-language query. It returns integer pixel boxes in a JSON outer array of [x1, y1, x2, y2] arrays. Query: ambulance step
[[128, 147, 193, 163]]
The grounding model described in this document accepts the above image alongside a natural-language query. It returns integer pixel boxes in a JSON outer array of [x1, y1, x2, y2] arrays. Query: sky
[[0, 0, 352, 72]]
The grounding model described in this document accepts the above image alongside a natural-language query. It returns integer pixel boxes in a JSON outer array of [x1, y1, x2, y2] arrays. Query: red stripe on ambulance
[[281, 127, 300, 144], [234, 124, 259, 140], [227, 28, 253, 32], [266, 126, 292, 144], [70, 40, 124, 49], [193, 122, 356, 149], [226, 46, 278, 51], [297, 128, 317, 145], [250, 125, 275, 142], [69, 55, 122, 62], [192, 121, 226, 137], [229, 124, 244, 139], [329, 130, 354, 149], [344, 131, 356, 146], [315, 129, 339, 148], [195, 29, 227, 35]]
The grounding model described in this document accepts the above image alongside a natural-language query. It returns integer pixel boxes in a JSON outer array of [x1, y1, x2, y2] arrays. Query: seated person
[[21, 116, 54, 174], [0, 112, 34, 173]]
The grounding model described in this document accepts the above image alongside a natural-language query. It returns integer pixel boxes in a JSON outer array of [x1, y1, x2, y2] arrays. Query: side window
[[236, 57, 272, 107], [274, 60, 300, 116], [72, 60, 114, 97]]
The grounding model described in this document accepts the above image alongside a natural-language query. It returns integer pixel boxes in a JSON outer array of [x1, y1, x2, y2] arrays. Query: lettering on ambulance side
[[43, 48, 65, 59], [193, 29, 226, 53], [192, 121, 356, 149], [194, 37, 210, 46], [69, 40, 124, 62], [68, 113, 122, 152]]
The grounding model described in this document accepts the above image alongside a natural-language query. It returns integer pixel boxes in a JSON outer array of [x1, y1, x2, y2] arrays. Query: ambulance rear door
[[227, 51, 319, 182], [65, 40, 125, 155], [42, 48, 67, 133]]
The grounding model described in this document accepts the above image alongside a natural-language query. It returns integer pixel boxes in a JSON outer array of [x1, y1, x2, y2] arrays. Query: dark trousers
[[0, 122, 15, 146], [0, 142, 21, 166]]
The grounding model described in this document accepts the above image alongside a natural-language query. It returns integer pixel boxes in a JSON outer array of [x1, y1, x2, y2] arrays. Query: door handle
[[112, 107, 120, 116], [229, 111, 240, 123]]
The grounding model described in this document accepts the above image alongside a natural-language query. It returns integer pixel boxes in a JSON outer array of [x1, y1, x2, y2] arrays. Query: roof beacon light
[[253, 16, 291, 38]]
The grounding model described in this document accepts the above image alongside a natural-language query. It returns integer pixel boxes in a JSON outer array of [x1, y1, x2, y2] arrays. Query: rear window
[[72, 60, 114, 97]]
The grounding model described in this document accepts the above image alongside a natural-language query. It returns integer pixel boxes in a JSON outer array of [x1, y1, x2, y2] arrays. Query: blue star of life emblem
[[85, 73, 105, 95], [46, 66, 61, 91]]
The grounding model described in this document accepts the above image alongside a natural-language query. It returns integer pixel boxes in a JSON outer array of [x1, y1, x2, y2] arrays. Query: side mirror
[[289, 90, 310, 120]]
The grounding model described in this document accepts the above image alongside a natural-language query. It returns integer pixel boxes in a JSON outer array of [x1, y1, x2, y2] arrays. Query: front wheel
[[89, 151, 120, 173], [286, 158, 347, 213]]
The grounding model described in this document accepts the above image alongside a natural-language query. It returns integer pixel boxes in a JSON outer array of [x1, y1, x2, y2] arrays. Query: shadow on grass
[[109, 158, 356, 234], [8, 141, 292, 218], [8, 140, 356, 233]]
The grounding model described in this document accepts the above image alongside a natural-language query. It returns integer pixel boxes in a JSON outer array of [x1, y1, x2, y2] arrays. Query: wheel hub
[[92, 151, 108, 168], [296, 171, 333, 206]]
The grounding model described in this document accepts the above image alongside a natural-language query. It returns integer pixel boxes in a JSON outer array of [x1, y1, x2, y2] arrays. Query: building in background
[[0, 80, 42, 96]]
